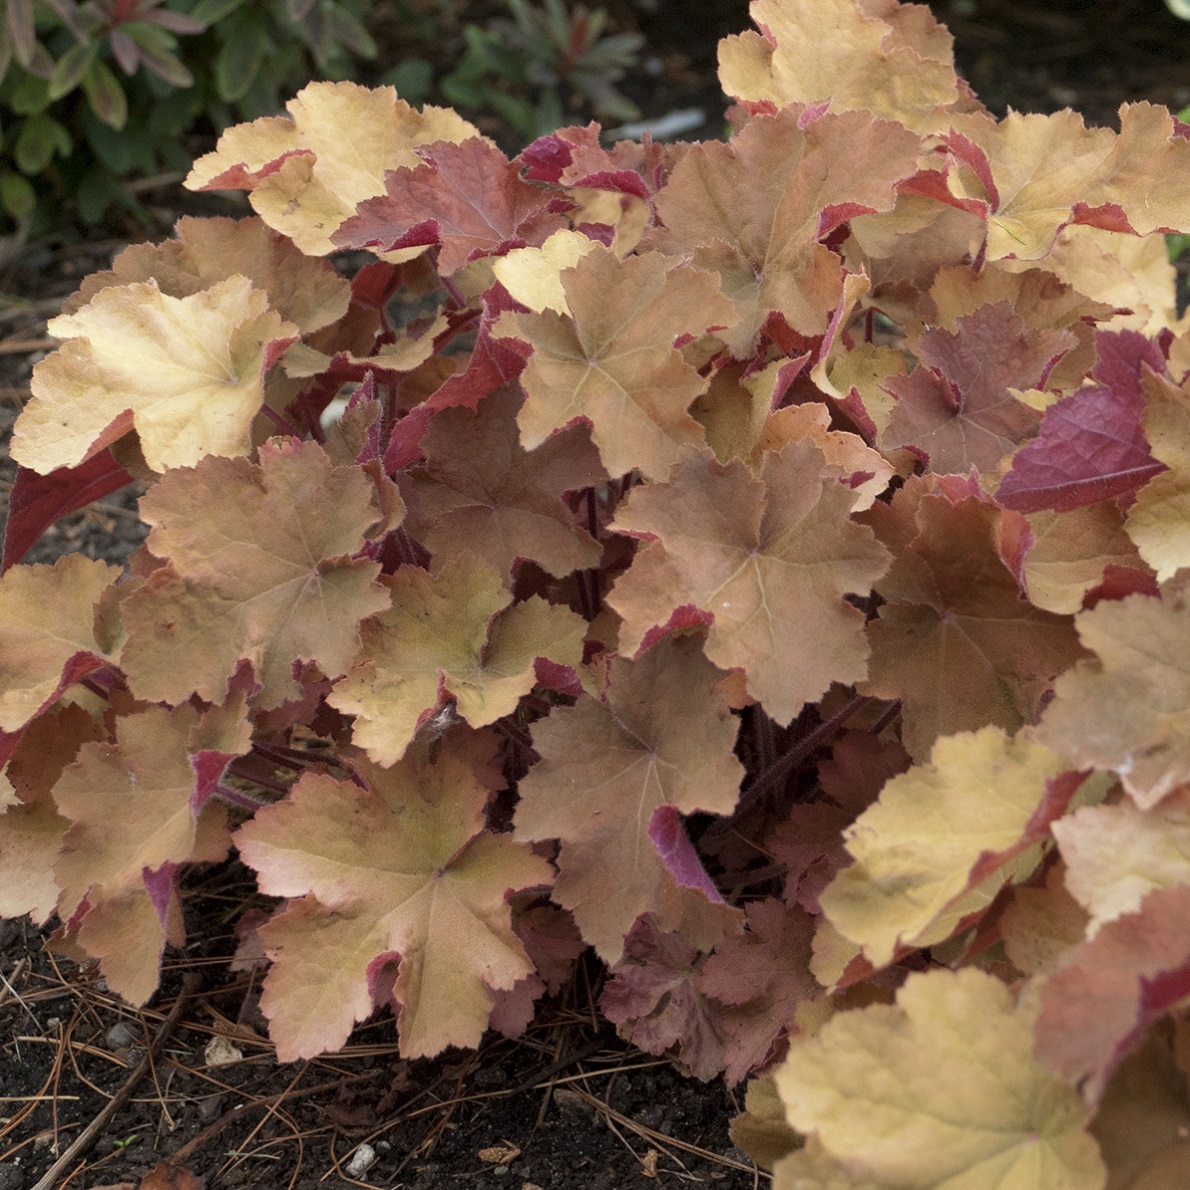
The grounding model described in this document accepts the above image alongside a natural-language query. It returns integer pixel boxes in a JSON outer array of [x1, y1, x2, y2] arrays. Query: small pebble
[[346, 1142, 377, 1178], [105, 1021, 138, 1050]]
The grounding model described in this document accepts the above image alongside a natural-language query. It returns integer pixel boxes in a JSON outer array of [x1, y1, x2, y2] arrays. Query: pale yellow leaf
[[775, 968, 1105, 1189]]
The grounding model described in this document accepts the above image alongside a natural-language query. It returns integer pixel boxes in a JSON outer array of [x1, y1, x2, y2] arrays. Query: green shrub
[[0, 0, 377, 230], [439, 0, 645, 143]]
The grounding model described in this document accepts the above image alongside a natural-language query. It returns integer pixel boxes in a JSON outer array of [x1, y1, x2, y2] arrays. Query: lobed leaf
[[398, 386, 605, 579], [515, 634, 744, 961], [880, 301, 1066, 474], [775, 967, 1106, 1189], [717, 0, 962, 132], [0, 705, 103, 925], [1125, 363, 1190, 580], [328, 552, 587, 765], [1052, 790, 1190, 935], [235, 746, 553, 1059], [1038, 588, 1190, 808], [493, 245, 737, 481], [15, 276, 299, 476], [51, 701, 248, 1004], [651, 105, 922, 356], [335, 138, 570, 274], [819, 726, 1072, 968], [186, 81, 484, 256], [0, 555, 120, 733], [119, 439, 391, 709], [63, 215, 352, 335], [609, 442, 890, 726], [862, 476, 1085, 759], [1036, 885, 1190, 1103]]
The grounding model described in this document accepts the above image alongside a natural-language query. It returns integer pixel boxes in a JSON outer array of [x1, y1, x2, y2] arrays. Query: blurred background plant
[[434, 0, 644, 142], [0, 0, 376, 234], [0, 0, 648, 244]]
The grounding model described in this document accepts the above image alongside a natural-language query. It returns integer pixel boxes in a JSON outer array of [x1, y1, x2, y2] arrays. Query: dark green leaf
[[8, 68, 51, 113], [0, 167, 35, 218], [214, 9, 266, 102], [380, 57, 432, 105], [73, 162, 128, 223], [186, 0, 245, 23], [14, 111, 70, 173], [323, 5, 375, 59], [82, 57, 128, 128], [48, 41, 93, 99]]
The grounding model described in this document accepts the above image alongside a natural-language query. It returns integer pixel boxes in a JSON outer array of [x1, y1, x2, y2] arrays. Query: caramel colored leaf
[[234, 747, 553, 1059], [0, 555, 119, 733], [398, 386, 604, 579], [187, 81, 483, 255], [490, 229, 598, 314], [880, 302, 1065, 474], [775, 968, 1106, 1189], [652, 106, 921, 355], [336, 138, 568, 273], [1052, 791, 1190, 935], [952, 104, 1190, 262], [730, 1075, 801, 1173], [0, 704, 103, 923], [493, 246, 735, 481], [718, 0, 961, 132], [119, 439, 390, 709], [329, 552, 586, 766], [1036, 886, 1190, 1102], [999, 861, 1090, 978], [1126, 368, 1190, 581], [52, 702, 248, 1004], [820, 727, 1070, 967], [514, 634, 743, 961], [609, 443, 889, 726], [1037, 589, 1190, 808], [862, 476, 1085, 759], [64, 215, 351, 335], [1022, 504, 1147, 616], [15, 277, 298, 475], [1088, 1035, 1190, 1190]]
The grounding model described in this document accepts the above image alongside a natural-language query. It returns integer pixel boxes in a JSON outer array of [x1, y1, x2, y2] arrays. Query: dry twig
[[28, 973, 201, 1190]]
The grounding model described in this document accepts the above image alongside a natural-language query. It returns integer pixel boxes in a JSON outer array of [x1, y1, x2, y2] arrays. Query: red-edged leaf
[[998, 330, 1167, 513], [3, 454, 136, 574], [335, 139, 569, 274], [520, 123, 661, 200], [880, 302, 1069, 474], [649, 806, 726, 904], [1036, 885, 1190, 1102], [384, 287, 528, 471]]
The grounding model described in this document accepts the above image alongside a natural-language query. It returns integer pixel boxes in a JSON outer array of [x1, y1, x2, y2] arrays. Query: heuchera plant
[[9, 0, 1190, 1183]]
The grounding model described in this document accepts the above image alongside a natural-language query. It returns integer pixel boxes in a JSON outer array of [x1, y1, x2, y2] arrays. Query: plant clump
[[7, 1, 1190, 1185]]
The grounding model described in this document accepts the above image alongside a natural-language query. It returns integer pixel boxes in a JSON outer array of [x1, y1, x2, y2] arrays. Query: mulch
[[4, 0, 1190, 1186]]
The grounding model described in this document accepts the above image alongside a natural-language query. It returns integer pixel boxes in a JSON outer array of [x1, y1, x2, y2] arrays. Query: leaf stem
[[257, 403, 302, 438], [741, 694, 872, 809], [211, 781, 273, 811]]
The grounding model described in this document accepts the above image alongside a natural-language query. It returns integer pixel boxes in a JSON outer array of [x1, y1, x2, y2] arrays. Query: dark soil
[[4, 1, 1190, 1187]]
